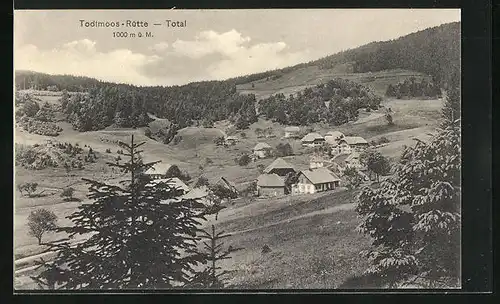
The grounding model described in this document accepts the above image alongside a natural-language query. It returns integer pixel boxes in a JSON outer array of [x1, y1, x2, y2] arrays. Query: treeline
[[61, 83, 258, 133], [386, 77, 442, 99], [311, 22, 460, 88], [15, 70, 107, 92], [259, 78, 382, 126]]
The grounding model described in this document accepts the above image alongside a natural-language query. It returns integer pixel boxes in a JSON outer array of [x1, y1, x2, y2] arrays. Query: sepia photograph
[[14, 9, 461, 290]]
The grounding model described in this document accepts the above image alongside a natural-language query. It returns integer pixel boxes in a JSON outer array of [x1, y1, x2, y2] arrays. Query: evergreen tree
[[189, 196, 242, 288], [355, 89, 461, 287], [31, 135, 209, 289]]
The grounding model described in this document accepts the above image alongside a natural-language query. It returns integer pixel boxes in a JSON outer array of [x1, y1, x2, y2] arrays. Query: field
[[13, 69, 444, 289], [237, 67, 431, 100]]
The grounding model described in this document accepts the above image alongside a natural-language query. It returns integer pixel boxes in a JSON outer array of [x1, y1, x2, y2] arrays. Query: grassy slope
[[237, 67, 430, 100], [14, 65, 443, 289]]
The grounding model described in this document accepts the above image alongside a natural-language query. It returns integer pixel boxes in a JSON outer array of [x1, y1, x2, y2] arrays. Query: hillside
[[14, 22, 459, 135], [13, 22, 456, 290]]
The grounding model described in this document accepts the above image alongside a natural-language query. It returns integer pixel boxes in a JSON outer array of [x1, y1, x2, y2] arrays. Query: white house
[[292, 167, 340, 195], [253, 142, 273, 159], [301, 132, 325, 147], [338, 136, 369, 154], [224, 136, 238, 146], [284, 126, 301, 138]]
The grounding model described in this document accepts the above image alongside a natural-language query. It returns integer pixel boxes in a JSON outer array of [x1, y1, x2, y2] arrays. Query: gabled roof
[[182, 185, 210, 201], [257, 173, 285, 187], [345, 152, 360, 162], [325, 137, 339, 146], [148, 177, 190, 192], [284, 126, 300, 132], [217, 177, 238, 193], [325, 131, 344, 139], [253, 142, 272, 151], [300, 167, 340, 184], [340, 136, 368, 145], [301, 132, 325, 142], [145, 162, 172, 175], [263, 157, 295, 173]]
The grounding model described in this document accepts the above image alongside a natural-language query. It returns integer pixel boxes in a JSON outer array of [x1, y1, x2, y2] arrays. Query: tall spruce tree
[[31, 135, 209, 289]]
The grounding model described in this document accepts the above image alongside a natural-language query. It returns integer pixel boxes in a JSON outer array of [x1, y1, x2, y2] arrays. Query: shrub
[[60, 187, 75, 201], [238, 154, 251, 166]]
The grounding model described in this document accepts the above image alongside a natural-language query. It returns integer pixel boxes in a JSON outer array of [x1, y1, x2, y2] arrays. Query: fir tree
[[31, 135, 209, 289], [355, 88, 461, 288]]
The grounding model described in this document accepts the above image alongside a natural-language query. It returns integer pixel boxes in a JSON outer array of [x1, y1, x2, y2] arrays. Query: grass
[[237, 67, 429, 100], [221, 209, 371, 289], [14, 67, 444, 289]]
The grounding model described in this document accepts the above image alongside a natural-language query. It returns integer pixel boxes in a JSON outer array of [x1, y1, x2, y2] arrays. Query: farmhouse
[[284, 126, 301, 138], [256, 173, 286, 197], [338, 136, 369, 154], [345, 152, 362, 169], [253, 142, 273, 159], [324, 131, 344, 145], [292, 167, 341, 195], [224, 136, 238, 146], [149, 177, 190, 194], [263, 157, 296, 177], [144, 162, 173, 179], [301, 132, 325, 147]]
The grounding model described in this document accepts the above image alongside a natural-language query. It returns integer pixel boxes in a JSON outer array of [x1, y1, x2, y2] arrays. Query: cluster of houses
[[146, 126, 370, 201], [253, 127, 370, 197]]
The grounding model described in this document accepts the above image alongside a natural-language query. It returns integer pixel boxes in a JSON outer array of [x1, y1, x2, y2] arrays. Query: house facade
[[301, 132, 326, 147], [253, 142, 273, 159], [292, 167, 340, 195], [338, 136, 369, 154], [284, 126, 301, 138], [257, 173, 286, 197], [224, 136, 238, 146]]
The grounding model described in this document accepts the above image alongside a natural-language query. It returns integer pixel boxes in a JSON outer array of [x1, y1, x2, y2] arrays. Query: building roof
[[257, 173, 285, 187], [345, 152, 360, 163], [340, 136, 368, 145], [325, 131, 344, 139], [301, 132, 325, 142], [300, 167, 340, 184], [325, 136, 339, 146], [217, 177, 238, 193], [284, 126, 300, 132], [148, 177, 190, 192], [225, 136, 238, 141], [182, 185, 210, 201], [253, 142, 272, 151], [263, 157, 296, 173], [144, 162, 172, 175]]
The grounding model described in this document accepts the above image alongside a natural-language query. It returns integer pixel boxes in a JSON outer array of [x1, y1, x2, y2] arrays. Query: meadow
[[13, 69, 443, 289]]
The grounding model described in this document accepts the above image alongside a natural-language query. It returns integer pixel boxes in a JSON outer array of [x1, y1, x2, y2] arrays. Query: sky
[[14, 9, 460, 86]]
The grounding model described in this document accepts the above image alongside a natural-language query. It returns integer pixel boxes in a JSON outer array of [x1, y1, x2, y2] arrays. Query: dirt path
[[229, 202, 355, 236]]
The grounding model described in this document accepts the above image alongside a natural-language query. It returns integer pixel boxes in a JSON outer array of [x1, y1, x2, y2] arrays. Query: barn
[[256, 173, 286, 197], [263, 157, 296, 177]]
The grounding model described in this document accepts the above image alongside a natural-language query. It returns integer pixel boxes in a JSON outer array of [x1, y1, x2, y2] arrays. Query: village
[[142, 126, 371, 203]]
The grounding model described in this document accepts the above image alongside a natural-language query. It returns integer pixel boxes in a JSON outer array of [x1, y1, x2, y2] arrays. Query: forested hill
[[310, 21, 460, 88], [15, 22, 459, 134]]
